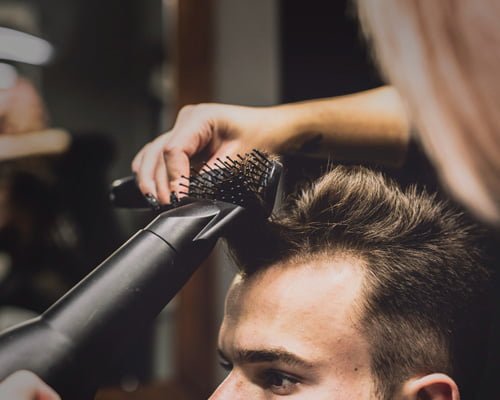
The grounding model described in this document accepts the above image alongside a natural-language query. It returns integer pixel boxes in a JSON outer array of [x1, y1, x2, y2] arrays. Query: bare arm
[[272, 86, 410, 165], [0, 128, 71, 161], [132, 85, 410, 204]]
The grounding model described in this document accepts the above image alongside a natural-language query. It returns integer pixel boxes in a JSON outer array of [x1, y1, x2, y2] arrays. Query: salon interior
[[1, 1, 498, 399]]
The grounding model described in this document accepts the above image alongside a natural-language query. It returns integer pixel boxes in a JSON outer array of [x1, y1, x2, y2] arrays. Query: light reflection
[[0, 27, 53, 65], [0, 62, 17, 89]]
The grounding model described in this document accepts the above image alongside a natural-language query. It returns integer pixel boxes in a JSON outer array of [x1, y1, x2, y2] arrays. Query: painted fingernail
[[145, 193, 160, 210], [170, 192, 179, 205]]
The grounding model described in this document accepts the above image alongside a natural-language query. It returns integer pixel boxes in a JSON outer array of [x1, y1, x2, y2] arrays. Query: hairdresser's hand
[[132, 103, 292, 204], [0, 371, 61, 400], [132, 88, 410, 204]]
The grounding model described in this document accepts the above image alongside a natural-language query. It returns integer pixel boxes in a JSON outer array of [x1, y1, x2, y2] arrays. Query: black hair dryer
[[0, 200, 244, 399]]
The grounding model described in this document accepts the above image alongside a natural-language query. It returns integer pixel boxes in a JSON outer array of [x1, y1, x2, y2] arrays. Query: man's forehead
[[221, 255, 366, 356], [218, 255, 372, 378], [226, 255, 365, 318]]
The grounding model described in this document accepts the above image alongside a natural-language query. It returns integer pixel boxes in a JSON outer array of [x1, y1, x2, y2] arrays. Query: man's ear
[[399, 373, 460, 400]]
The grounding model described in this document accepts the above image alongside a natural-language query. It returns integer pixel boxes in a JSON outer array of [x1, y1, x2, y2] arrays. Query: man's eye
[[262, 370, 300, 395]]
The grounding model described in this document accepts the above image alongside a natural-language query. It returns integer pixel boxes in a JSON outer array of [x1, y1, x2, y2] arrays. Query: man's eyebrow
[[218, 347, 315, 369]]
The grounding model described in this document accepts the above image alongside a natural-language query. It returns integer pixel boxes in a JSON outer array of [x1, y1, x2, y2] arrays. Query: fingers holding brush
[[163, 149, 191, 201], [154, 155, 170, 206], [133, 140, 163, 204], [131, 103, 290, 205], [132, 106, 213, 204], [133, 115, 208, 204]]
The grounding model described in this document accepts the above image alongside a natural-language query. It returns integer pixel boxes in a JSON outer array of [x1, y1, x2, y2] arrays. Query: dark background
[[0, 0, 497, 398], [281, 0, 382, 102]]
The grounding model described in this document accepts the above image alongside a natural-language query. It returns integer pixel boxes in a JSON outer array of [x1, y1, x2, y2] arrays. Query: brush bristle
[[179, 150, 280, 214]]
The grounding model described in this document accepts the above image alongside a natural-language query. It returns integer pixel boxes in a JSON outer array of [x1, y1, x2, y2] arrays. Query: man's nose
[[208, 372, 258, 400]]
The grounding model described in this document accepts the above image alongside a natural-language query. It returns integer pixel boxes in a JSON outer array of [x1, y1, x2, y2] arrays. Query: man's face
[[211, 256, 376, 399]]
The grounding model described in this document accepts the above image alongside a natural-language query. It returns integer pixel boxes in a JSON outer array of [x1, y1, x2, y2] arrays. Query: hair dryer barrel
[[0, 200, 244, 399]]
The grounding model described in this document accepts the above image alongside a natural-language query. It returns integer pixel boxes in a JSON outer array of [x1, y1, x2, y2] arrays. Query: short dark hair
[[226, 165, 492, 399]]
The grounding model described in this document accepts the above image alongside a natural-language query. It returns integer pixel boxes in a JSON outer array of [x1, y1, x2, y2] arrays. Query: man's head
[[212, 166, 491, 400]]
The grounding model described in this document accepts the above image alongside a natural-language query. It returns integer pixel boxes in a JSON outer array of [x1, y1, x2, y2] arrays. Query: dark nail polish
[[170, 192, 179, 205], [145, 193, 160, 210]]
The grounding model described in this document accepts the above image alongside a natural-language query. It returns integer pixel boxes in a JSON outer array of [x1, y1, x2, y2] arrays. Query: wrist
[[259, 103, 311, 153], [266, 101, 325, 153]]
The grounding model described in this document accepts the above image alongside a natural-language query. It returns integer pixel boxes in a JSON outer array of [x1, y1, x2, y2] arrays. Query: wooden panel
[[174, 0, 214, 107], [175, 256, 217, 398], [172, 1, 216, 398]]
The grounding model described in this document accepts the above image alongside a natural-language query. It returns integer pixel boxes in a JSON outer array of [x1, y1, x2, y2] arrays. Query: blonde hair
[[356, 0, 500, 225]]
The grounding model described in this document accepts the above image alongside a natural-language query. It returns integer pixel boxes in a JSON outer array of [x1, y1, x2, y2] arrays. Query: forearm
[[270, 86, 411, 166], [132, 86, 411, 203], [0, 128, 71, 161]]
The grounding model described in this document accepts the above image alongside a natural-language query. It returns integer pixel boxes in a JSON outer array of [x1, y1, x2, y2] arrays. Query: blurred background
[[0, 0, 411, 399]]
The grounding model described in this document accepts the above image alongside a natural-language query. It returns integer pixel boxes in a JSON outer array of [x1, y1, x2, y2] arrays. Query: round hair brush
[[0, 150, 282, 399]]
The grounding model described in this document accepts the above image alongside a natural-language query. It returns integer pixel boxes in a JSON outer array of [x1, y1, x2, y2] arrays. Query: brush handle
[[0, 200, 243, 399], [109, 175, 152, 209]]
